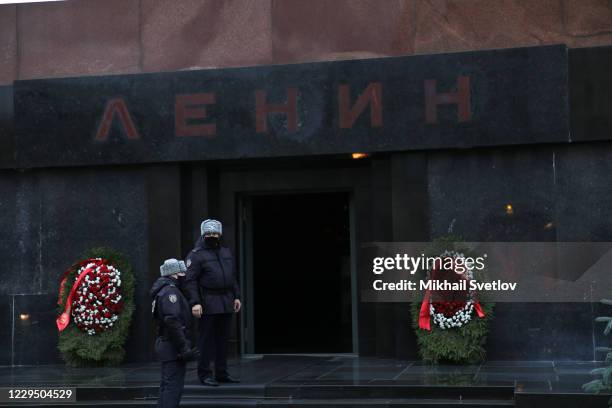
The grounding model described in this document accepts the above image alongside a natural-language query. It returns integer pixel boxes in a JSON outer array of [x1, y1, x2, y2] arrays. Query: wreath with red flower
[[419, 250, 486, 331], [63, 259, 124, 335], [411, 237, 494, 364], [56, 247, 134, 367]]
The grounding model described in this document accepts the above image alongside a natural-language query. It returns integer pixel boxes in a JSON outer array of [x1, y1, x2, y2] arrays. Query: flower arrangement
[[424, 249, 485, 331], [70, 259, 124, 335], [431, 301, 475, 330], [411, 237, 494, 364], [56, 247, 134, 367]]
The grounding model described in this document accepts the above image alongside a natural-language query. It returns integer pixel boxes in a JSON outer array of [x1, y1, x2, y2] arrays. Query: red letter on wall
[[424, 76, 471, 124], [175, 93, 216, 137], [338, 82, 383, 128], [95, 98, 140, 141], [255, 88, 298, 133]]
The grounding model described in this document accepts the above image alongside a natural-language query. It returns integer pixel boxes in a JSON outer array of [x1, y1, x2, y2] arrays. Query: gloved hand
[[178, 347, 200, 362]]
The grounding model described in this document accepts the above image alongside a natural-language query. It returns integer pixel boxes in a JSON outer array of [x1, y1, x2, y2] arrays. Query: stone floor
[[0, 355, 607, 394]]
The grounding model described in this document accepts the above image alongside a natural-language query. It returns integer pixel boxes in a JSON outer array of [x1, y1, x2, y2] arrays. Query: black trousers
[[158, 359, 186, 408], [197, 313, 233, 379]]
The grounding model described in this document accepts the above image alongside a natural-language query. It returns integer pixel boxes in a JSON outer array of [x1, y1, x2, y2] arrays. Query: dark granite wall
[[427, 144, 612, 241], [427, 142, 612, 360], [0, 145, 611, 364], [0, 167, 149, 365], [428, 146, 556, 242], [0, 85, 13, 169]]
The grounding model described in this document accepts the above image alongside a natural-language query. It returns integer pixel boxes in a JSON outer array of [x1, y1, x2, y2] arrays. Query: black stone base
[[0, 357, 609, 407]]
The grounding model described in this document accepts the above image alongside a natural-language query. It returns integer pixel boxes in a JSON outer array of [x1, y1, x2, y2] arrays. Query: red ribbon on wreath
[[56, 259, 107, 332], [418, 289, 433, 331], [57, 261, 84, 306]]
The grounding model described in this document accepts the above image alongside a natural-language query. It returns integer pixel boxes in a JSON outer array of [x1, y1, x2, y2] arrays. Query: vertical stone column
[[0, 86, 14, 169], [180, 165, 208, 256], [146, 164, 182, 359], [370, 156, 396, 357], [390, 151, 429, 359], [391, 152, 429, 242]]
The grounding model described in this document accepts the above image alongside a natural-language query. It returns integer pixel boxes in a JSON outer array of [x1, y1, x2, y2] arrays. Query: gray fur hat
[[160, 258, 186, 277], [201, 219, 222, 236]]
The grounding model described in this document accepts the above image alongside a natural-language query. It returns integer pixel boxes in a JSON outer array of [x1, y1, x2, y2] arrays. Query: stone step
[[257, 398, 515, 407], [0, 397, 515, 408], [265, 384, 515, 401], [50, 383, 516, 402], [74, 384, 265, 400]]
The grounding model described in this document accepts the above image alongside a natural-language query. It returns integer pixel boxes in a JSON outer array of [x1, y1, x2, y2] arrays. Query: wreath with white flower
[[427, 250, 478, 330], [71, 259, 124, 335], [431, 301, 474, 330], [411, 237, 494, 364], [56, 247, 134, 367]]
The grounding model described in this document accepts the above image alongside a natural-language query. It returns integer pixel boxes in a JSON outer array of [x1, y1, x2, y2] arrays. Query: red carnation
[[69, 259, 124, 335]]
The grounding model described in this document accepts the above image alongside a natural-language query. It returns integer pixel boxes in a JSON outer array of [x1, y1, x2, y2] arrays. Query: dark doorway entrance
[[248, 192, 353, 354]]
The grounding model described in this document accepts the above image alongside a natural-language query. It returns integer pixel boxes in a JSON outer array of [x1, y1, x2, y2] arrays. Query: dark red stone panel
[[565, 0, 612, 37], [414, 0, 569, 54], [141, 0, 273, 72], [18, 0, 140, 80], [271, 0, 414, 63], [0, 5, 16, 85]]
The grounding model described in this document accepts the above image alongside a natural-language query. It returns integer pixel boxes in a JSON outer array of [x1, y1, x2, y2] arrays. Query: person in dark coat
[[185, 219, 241, 386], [151, 258, 200, 408]]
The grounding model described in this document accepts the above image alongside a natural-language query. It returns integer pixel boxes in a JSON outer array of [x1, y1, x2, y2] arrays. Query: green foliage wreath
[[411, 236, 494, 364], [57, 247, 134, 367]]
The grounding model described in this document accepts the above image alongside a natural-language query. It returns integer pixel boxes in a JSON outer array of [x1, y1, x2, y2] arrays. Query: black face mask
[[204, 236, 220, 248], [176, 274, 187, 288]]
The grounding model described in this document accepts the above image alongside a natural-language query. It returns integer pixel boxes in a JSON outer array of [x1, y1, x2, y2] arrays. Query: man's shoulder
[[158, 282, 179, 295], [187, 247, 204, 260]]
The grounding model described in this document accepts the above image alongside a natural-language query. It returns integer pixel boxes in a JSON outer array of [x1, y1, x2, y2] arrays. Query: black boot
[[216, 375, 240, 383], [200, 376, 219, 386]]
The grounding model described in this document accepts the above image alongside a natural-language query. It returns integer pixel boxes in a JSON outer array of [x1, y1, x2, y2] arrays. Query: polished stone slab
[[0, 356, 609, 407]]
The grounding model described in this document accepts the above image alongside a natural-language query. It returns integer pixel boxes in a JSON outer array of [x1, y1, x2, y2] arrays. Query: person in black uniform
[[185, 219, 241, 386], [151, 258, 200, 408]]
